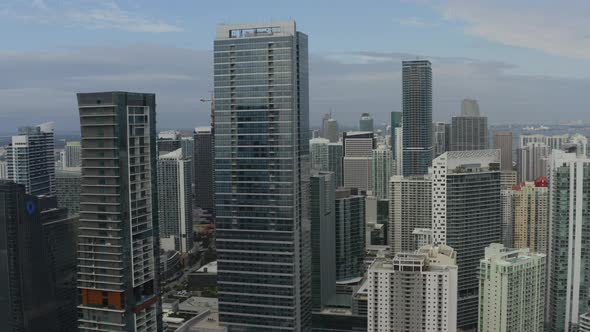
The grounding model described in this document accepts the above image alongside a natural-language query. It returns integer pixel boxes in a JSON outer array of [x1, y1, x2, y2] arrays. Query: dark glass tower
[[402, 60, 432, 176], [193, 126, 214, 212], [214, 21, 311, 331], [77, 92, 161, 331], [0, 181, 77, 332]]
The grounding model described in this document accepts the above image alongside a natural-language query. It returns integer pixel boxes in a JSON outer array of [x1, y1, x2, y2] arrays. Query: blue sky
[[1, 0, 589, 131]]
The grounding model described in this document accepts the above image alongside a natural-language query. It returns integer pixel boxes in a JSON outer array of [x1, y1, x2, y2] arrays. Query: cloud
[[399, 17, 427, 27], [437, 0, 590, 59], [0, 0, 182, 33]]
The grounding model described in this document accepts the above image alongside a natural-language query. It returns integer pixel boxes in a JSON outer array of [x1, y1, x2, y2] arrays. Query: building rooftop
[[196, 261, 217, 273]]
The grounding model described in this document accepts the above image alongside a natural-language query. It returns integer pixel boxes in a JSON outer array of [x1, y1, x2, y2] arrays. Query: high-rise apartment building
[[431, 150, 502, 328], [77, 92, 161, 331], [6, 122, 55, 196], [402, 60, 432, 177], [390, 111, 402, 162], [310, 171, 336, 311], [433, 122, 450, 157], [371, 145, 392, 200], [367, 245, 458, 332], [335, 188, 365, 281], [547, 150, 590, 332], [478, 244, 546, 332], [0, 160, 7, 179], [327, 142, 343, 187], [389, 175, 432, 253], [193, 126, 214, 212], [343, 131, 375, 192], [359, 113, 374, 132], [512, 177, 549, 254], [450, 99, 489, 151], [494, 131, 513, 171], [500, 189, 514, 248], [213, 21, 311, 331], [520, 134, 569, 150], [55, 167, 81, 216], [517, 142, 550, 182], [310, 137, 330, 171], [324, 118, 339, 143], [0, 181, 78, 332], [158, 148, 193, 254], [64, 141, 81, 167]]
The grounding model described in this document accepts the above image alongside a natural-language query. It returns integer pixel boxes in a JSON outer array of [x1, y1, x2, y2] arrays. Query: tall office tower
[[214, 21, 311, 331], [359, 113, 374, 132], [157, 130, 182, 155], [327, 142, 343, 187], [433, 122, 449, 157], [494, 131, 513, 171], [390, 111, 402, 162], [157, 148, 193, 254], [478, 244, 546, 332], [402, 60, 432, 176], [64, 141, 81, 167], [310, 137, 329, 171], [77, 92, 161, 331], [324, 118, 339, 143], [0, 181, 78, 332], [193, 126, 214, 212], [517, 142, 551, 182], [180, 136, 194, 161], [55, 167, 81, 216], [343, 131, 375, 192], [6, 122, 55, 196], [512, 177, 549, 254], [367, 245, 458, 332], [320, 112, 331, 137], [310, 171, 336, 311], [500, 189, 514, 247], [335, 188, 365, 280], [520, 134, 569, 150], [389, 175, 432, 253], [371, 145, 392, 200], [547, 150, 590, 332], [450, 100, 489, 151], [431, 150, 501, 328], [0, 160, 8, 179]]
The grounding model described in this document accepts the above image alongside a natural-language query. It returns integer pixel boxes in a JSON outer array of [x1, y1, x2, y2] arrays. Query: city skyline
[[1, 1, 590, 132]]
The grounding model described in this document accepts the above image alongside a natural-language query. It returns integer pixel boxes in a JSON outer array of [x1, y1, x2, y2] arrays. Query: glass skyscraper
[[402, 60, 433, 176], [213, 21, 311, 331]]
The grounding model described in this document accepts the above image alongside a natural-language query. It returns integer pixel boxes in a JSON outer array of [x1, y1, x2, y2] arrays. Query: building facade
[[517, 142, 551, 183], [433, 122, 449, 158], [547, 150, 590, 332], [402, 60, 432, 177], [478, 244, 546, 332], [64, 141, 81, 167], [193, 126, 214, 212], [494, 131, 513, 171], [359, 113, 374, 132], [512, 177, 549, 254], [450, 100, 489, 151], [310, 138, 330, 171], [371, 145, 392, 200], [367, 245, 458, 332], [213, 21, 311, 331], [77, 91, 161, 331], [6, 122, 55, 196], [55, 167, 81, 216], [158, 148, 193, 254], [328, 142, 343, 187], [431, 150, 502, 328], [343, 131, 375, 192], [335, 188, 365, 281]]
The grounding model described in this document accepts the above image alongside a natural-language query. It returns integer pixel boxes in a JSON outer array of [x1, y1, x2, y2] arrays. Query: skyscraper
[[389, 175, 432, 253], [431, 150, 502, 328], [157, 130, 182, 155], [0, 181, 78, 332], [368, 245, 458, 332], [335, 188, 365, 280], [310, 171, 336, 311], [450, 99, 489, 151], [517, 142, 550, 182], [478, 244, 546, 332], [371, 144, 392, 200], [158, 148, 193, 254], [324, 118, 339, 143], [433, 122, 449, 157], [77, 92, 161, 331], [64, 141, 81, 168], [520, 134, 569, 150], [55, 167, 81, 216], [547, 150, 590, 331], [193, 126, 214, 212], [310, 137, 329, 171], [402, 60, 432, 176], [6, 122, 55, 196], [343, 131, 375, 192], [359, 113, 374, 132], [213, 21, 311, 331], [494, 130, 513, 171], [512, 177, 549, 254], [327, 142, 343, 187]]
